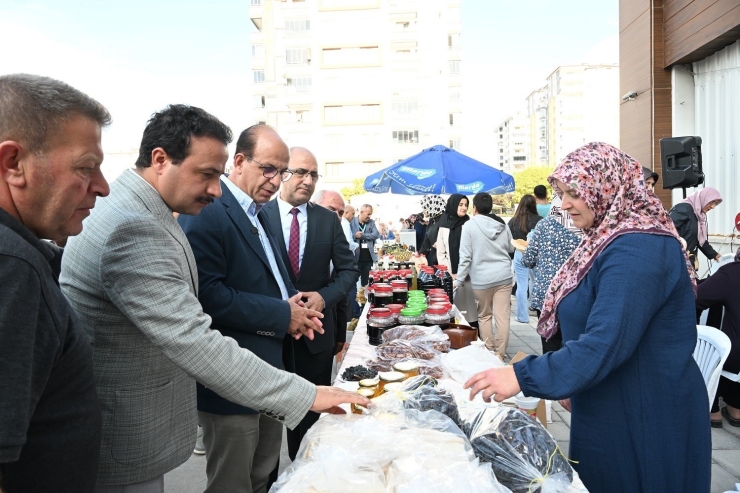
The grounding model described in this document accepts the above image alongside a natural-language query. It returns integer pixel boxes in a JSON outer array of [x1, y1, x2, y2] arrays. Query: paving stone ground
[[165, 299, 740, 493]]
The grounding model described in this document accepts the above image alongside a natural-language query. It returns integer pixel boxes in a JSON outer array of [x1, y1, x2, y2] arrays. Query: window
[[449, 139, 461, 150], [499, 134, 503, 139], [448, 33, 460, 49], [391, 101, 418, 117], [253, 95, 265, 108], [513, 156, 526, 161], [395, 21, 410, 30], [252, 44, 264, 58], [253, 70, 265, 83], [449, 113, 461, 126], [392, 130, 419, 144], [323, 46, 380, 66], [324, 104, 381, 124], [325, 134, 341, 150], [449, 60, 460, 75], [295, 110, 309, 123], [286, 48, 310, 65], [449, 88, 460, 101], [251, 0, 261, 5], [285, 19, 310, 34], [287, 77, 312, 93]]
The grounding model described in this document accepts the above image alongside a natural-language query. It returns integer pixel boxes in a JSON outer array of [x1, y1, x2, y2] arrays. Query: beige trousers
[[473, 284, 513, 358]]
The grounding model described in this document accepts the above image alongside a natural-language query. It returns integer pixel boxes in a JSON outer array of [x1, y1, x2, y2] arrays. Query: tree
[[340, 178, 366, 202], [511, 165, 555, 206]]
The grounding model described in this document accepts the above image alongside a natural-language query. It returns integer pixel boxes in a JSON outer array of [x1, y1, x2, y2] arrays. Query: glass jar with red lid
[[367, 307, 395, 345], [425, 304, 452, 326], [385, 304, 404, 323], [399, 269, 413, 289], [366, 284, 375, 305], [373, 283, 393, 308], [390, 280, 408, 304]]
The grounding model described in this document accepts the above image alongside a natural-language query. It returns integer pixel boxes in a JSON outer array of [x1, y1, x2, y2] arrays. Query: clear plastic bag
[[364, 356, 447, 379], [381, 325, 451, 353], [398, 376, 462, 427], [442, 341, 504, 384], [270, 396, 509, 493], [462, 406, 574, 493]]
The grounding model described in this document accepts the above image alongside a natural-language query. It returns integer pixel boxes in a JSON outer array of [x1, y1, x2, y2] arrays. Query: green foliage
[[511, 165, 555, 206], [340, 178, 366, 202]]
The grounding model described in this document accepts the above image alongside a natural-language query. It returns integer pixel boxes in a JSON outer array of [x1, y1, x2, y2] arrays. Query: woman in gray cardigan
[[455, 193, 515, 359]]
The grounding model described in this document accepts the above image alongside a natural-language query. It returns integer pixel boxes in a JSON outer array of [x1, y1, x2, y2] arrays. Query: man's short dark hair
[[0, 73, 111, 153], [235, 123, 273, 157], [135, 104, 233, 168], [533, 185, 548, 200], [473, 193, 493, 215]]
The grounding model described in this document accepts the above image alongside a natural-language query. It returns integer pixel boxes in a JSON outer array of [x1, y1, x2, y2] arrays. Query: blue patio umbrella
[[363, 145, 515, 195]]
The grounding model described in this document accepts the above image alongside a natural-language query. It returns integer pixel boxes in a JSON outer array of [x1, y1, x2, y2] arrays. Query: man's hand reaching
[[310, 386, 370, 415]]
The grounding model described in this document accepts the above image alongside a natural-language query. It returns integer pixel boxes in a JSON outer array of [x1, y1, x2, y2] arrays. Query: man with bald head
[[177, 128, 335, 493], [264, 148, 359, 459]]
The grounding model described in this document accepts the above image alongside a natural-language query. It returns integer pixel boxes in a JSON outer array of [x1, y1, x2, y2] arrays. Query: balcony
[[249, 0, 263, 30]]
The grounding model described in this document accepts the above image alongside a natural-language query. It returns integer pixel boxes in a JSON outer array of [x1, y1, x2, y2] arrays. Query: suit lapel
[[220, 185, 272, 270], [263, 201, 295, 284], [258, 211, 295, 291]]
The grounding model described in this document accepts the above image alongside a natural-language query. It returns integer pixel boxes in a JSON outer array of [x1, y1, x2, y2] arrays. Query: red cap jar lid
[[399, 269, 412, 276], [430, 296, 449, 303], [369, 308, 392, 317], [429, 289, 446, 294], [374, 284, 392, 293], [385, 304, 404, 313], [426, 304, 448, 315], [437, 265, 449, 271], [390, 280, 408, 288]]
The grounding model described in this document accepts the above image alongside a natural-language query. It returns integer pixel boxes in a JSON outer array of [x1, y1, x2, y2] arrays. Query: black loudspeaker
[[660, 136, 705, 189]]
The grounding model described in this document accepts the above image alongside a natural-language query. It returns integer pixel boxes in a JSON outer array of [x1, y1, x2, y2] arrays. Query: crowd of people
[[1, 73, 738, 493]]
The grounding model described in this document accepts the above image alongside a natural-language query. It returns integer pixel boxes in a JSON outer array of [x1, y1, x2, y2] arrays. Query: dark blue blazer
[[178, 184, 297, 415]]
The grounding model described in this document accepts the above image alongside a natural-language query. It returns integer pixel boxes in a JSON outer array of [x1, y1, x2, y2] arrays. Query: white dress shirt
[[277, 197, 308, 270], [342, 217, 358, 254], [221, 176, 289, 300]]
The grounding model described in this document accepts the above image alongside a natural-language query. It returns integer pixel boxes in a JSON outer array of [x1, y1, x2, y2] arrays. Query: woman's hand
[[559, 398, 572, 412], [464, 366, 521, 403]]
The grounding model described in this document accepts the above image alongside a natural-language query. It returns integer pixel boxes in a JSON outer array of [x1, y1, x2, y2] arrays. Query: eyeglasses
[[245, 156, 293, 182], [290, 168, 321, 182]]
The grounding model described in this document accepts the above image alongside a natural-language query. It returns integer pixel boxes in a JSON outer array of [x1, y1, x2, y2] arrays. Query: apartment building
[[495, 111, 530, 173], [526, 86, 548, 165], [546, 64, 619, 164], [249, 0, 463, 188]]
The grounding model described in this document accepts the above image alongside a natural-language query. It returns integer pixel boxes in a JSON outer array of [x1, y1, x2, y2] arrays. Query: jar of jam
[[425, 304, 451, 326], [390, 280, 408, 304], [398, 307, 425, 325], [399, 269, 413, 289], [393, 361, 420, 379], [366, 284, 375, 305], [373, 284, 393, 308], [353, 388, 375, 414], [382, 382, 403, 394], [367, 308, 395, 345], [377, 371, 405, 393]]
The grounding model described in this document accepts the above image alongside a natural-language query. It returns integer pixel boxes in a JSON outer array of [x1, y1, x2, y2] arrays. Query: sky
[[0, 0, 618, 177]]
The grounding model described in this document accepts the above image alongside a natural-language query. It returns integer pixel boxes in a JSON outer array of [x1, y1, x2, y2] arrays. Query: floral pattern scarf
[[537, 142, 697, 340], [680, 187, 722, 245]]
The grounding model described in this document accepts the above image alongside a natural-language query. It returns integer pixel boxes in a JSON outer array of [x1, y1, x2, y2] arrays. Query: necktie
[[288, 208, 300, 277]]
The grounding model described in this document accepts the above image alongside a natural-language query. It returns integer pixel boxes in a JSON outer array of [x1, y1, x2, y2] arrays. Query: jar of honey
[[392, 361, 420, 379]]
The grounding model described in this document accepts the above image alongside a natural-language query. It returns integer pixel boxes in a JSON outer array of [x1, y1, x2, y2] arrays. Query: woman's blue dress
[[514, 234, 711, 493]]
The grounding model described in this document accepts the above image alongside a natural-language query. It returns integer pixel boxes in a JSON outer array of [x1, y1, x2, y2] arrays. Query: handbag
[[443, 323, 478, 349]]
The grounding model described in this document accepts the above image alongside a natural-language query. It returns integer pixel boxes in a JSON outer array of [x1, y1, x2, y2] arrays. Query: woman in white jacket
[[454, 193, 515, 359]]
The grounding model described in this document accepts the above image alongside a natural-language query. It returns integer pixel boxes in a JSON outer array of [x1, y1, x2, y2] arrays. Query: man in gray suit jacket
[[60, 105, 368, 492]]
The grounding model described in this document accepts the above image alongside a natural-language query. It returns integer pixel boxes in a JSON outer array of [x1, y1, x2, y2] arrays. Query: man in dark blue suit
[[178, 126, 325, 493], [262, 147, 359, 459]]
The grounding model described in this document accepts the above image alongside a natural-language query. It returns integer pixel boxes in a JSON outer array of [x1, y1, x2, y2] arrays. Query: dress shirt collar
[[221, 175, 262, 215], [276, 196, 308, 217]]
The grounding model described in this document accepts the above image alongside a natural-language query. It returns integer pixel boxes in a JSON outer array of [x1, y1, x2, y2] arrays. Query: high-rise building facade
[[495, 111, 530, 173], [546, 64, 619, 164], [526, 86, 548, 165], [249, 0, 463, 188]]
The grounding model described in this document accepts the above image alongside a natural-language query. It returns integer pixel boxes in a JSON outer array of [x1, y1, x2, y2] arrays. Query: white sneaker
[[194, 425, 206, 455]]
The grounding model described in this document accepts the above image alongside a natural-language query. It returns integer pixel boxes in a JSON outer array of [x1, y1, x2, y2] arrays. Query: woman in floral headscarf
[[464, 143, 710, 493], [419, 194, 447, 265]]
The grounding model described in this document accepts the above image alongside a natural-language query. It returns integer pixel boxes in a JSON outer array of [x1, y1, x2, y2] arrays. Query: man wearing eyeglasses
[[263, 148, 359, 459], [177, 127, 355, 493]]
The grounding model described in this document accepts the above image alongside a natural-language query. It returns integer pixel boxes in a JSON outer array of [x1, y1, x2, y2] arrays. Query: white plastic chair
[[693, 325, 732, 410]]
